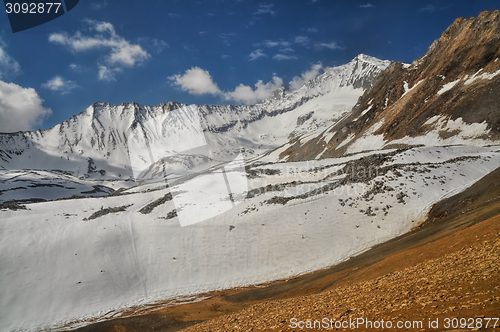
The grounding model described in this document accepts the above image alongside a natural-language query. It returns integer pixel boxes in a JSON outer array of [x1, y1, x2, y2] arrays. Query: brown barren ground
[[75, 168, 500, 332]]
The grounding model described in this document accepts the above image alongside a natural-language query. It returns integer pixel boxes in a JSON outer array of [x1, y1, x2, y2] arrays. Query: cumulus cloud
[[249, 49, 267, 61], [169, 67, 221, 95], [42, 76, 78, 94], [224, 75, 283, 105], [168, 67, 284, 105], [289, 63, 322, 90], [49, 19, 150, 78], [0, 39, 21, 79], [273, 54, 297, 61], [0, 81, 51, 132]]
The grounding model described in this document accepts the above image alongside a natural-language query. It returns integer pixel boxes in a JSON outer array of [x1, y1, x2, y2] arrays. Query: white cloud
[[261, 40, 295, 54], [42, 76, 78, 94], [306, 27, 318, 33], [254, 3, 276, 15], [168, 13, 182, 18], [263, 40, 291, 48], [224, 75, 283, 105], [167, 66, 284, 105], [315, 42, 343, 50], [0, 81, 51, 132], [294, 36, 310, 46], [249, 49, 267, 61], [289, 63, 322, 90], [419, 4, 450, 12], [90, 0, 108, 10], [273, 54, 297, 61], [98, 65, 121, 81], [49, 20, 150, 68], [359, 3, 374, 8], [0, 39, 21, 79], [220, 33, 236, 38], [169, 67, 221, 95], [69, 63, 84, 72]]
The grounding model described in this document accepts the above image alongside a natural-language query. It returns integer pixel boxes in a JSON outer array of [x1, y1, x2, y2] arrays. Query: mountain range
[[282, 10, 500, 161], [0, 10, 499, 332]]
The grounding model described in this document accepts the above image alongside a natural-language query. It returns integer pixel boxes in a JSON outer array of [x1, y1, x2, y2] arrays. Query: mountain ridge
[[0, 54, 389, 179], [2, 13, 500, 332], [279, 10, 500, 161]]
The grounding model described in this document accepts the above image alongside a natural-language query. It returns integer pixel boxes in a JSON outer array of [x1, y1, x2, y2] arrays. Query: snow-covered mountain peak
[[279, 11, 500, 162], [298, 54, 390, 93], [354, 53, 392, 68], [0, 54, 389, 191]]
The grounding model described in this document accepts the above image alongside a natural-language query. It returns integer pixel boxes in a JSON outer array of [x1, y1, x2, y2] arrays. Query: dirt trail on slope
[[74, 167, 500, 332]]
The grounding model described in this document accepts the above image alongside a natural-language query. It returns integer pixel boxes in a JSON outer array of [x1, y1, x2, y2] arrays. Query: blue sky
[[0, 0, 498, 132]]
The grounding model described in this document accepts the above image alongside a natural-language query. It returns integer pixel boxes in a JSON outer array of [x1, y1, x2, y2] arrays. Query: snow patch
[[437, 79, 460, 95], [315, 146, 329, 159], [346, 121, 385, 154], [353, 105, 373, 121], [464, 68, 500, 85], [391, 115, 493, 147], [2, 147, 500, 331], [402, 80, 424, 98], [322, 130, 336, 144]]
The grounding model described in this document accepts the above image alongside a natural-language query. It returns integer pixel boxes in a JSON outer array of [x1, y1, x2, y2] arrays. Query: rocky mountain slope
[[280, 10, 500, 161], [0, 54, 388, 203], [2, 144, 500, 331], [72, 166, 500, 332], [0, 54, 388, 179], [1, 11, 500, 332]]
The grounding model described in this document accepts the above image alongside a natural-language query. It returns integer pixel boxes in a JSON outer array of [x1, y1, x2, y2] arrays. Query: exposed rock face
[[283, 10, 500, 161]]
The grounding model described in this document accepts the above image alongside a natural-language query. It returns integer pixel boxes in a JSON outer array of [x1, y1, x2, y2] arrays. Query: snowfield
[[1, 145, 500, 331], [2, 53, 499, 331]]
